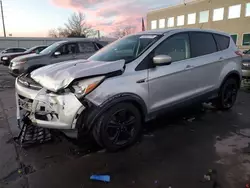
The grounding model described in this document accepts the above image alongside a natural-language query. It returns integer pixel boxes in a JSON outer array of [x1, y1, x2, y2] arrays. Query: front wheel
[[214, 78, 239, 110], [93, 103, 142, 151]]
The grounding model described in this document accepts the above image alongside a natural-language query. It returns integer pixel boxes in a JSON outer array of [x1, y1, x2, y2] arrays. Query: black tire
[[214, 78, 239, 110], [92, 103, 142, 151]]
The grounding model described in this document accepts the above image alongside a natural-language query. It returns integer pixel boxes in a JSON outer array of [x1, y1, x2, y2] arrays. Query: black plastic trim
[[81, 93, 148, 131], [221, 71, 242, 88]]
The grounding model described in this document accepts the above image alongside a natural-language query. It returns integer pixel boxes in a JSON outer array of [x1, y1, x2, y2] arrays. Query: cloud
[[51, 0, 182, 35]]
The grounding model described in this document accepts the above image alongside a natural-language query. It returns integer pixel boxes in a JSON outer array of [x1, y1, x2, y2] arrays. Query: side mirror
[[54, 51, 61, 57], [153, 55, 172, 66]]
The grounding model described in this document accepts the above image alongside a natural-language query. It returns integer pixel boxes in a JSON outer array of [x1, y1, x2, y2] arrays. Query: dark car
[[8, 39, 108, 77], [0, 47, 27, 54], [0, 47, 27, 63], [243, 49, 250, 54], [1, 45, 48, 66]]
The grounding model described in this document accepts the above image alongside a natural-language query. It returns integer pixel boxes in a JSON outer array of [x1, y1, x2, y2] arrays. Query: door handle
[[185, 65, 194, 70], [136, 78, 147, 83]]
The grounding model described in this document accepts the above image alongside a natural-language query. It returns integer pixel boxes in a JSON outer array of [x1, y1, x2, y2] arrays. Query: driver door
[[148, 33, 195, 113], [50, 43, 78, 64]]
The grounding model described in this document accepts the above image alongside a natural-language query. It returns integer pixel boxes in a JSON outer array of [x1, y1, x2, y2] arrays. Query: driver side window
[[154, 33, 190, 62]]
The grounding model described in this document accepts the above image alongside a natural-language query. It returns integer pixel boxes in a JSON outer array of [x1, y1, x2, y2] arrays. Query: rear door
[[50, 42, 78, 64], [188, 32, 226, 93], [76, 42, 98, 59]]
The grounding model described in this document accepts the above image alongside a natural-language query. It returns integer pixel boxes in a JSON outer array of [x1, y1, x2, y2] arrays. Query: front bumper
[[15, 79, 85, 130]]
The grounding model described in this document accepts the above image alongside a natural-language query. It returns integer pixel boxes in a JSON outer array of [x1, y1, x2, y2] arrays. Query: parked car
[[242, 56, 250, 84], [9, 39, 106, 77], [15, 29, 242, 151], [0, 47, 27, 63], [1, 45, 48, 66], [243, 49, 250, 55]]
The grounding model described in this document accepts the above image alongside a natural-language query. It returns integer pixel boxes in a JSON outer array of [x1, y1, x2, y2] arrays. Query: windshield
[[39, 41, 64, 55], [25, 46, 38, 53], [88, 34, 162, 63]]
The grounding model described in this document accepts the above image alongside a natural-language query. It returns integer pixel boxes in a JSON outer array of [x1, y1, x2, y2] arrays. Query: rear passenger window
[[190, 32, 217, 57], [213, 34, 230, 51], [79, 42, 96, 53]]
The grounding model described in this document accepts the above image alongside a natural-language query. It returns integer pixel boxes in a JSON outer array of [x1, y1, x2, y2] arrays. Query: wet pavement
[[0, 65, 250, 188]]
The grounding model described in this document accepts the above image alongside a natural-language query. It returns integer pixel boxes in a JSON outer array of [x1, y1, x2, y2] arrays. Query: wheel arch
[[81, 93, 148, 132], [221, 71, 241, 89]]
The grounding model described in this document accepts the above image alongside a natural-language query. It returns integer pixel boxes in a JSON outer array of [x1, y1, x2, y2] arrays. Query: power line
[[0, 0, 6, 37]]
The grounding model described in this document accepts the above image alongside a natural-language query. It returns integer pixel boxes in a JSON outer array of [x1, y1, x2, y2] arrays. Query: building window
[[246, 3, 250, 17], [167, 17, 174, 27], [188, 13, 196, 25], [228, 4, 241, 19], [243, 34, 250, 46], [199, 10, 209, 23], [213, 8, 224, 21], [151, 20, 157, 29], [231, 34, 238, 44], [177, 15, 185, 26], [159, 19, 165, 28]]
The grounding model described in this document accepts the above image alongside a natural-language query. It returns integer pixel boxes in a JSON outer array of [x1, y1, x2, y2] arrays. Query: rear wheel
[[93, 103, 142, 151], [214, 78, 239, 110]]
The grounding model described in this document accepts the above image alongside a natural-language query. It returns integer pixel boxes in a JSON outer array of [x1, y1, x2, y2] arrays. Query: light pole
[[0, 0, 6, 37]]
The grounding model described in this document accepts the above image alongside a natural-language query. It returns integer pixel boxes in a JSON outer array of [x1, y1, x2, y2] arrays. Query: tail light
[[235, 50, 244, 57]]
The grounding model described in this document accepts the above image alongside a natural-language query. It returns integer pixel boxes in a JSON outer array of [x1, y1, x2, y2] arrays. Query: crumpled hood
[[31, 59, 125, 92], [12, 53, 45, 62]]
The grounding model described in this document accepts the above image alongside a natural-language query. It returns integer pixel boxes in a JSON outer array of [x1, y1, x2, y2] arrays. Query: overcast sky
[[1, 0, 184, 37]]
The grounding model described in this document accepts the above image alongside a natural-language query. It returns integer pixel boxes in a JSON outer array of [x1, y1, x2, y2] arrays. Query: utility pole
[[0, 0, 6, 37]]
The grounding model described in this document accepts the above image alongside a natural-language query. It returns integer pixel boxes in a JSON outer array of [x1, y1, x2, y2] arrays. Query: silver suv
[[15, 29, 242, 151]]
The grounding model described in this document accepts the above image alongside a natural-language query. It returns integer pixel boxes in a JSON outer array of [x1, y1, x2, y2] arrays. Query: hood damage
[[30, 59, 125, 92]]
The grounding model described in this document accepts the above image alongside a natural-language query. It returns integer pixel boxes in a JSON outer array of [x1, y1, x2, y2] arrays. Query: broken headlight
[[71, 76, 105, 98]]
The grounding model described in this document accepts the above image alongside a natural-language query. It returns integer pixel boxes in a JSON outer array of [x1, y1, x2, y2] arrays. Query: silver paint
[[15, 28, 242, 132], [15, 79, 85, 129]]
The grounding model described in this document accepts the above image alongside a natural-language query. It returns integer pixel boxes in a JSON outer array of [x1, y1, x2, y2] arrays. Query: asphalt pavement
[[0, 65, 250, 188]]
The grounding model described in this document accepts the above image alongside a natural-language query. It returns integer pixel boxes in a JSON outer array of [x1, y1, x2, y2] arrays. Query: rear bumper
[[15, 79, 85, 130]]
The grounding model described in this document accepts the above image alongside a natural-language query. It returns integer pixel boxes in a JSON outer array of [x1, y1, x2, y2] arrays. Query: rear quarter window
[[213, 34, 230, 51], [189, 32, 217, 58]]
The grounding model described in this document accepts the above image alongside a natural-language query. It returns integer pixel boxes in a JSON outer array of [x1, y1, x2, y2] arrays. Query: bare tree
[[113, 26, 136, 38], [48, 12, 97, 38], [48, 29, 59, 38]]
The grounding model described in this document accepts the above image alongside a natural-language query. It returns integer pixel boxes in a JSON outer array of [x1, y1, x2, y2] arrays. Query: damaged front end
[[16, 74, 86, 138], [15, 59, 125, 140]]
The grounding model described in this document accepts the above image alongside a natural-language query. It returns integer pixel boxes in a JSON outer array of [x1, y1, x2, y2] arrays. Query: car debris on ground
[[90, 175, 110, 182]]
